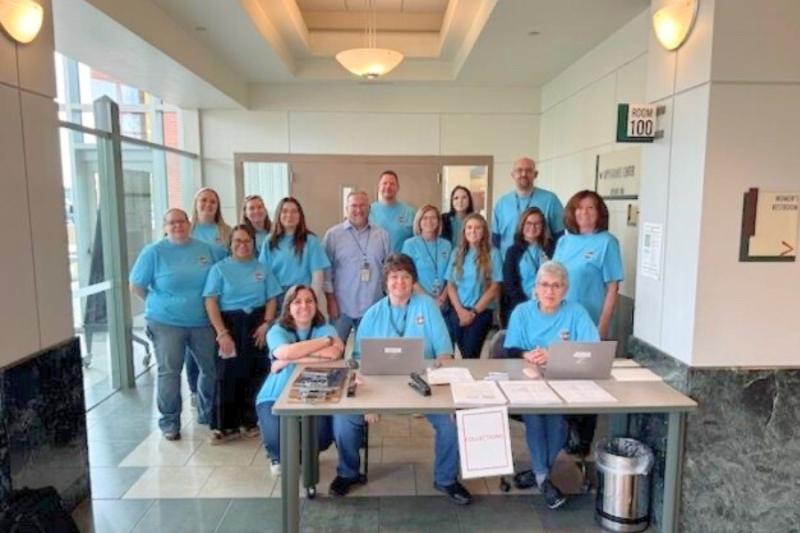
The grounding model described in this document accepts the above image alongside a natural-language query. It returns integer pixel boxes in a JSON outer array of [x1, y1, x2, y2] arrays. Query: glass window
[[442, 165, 489, 217], [243, 162, 290, 218]]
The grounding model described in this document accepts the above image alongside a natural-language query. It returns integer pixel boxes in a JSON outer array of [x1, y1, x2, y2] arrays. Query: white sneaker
[[270, 461, 281, 477]]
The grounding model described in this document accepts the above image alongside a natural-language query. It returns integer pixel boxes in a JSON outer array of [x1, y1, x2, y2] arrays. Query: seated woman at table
[[255, 284, 345, 476], [504, 260, 599, 510], [331, 254, 472, 505]]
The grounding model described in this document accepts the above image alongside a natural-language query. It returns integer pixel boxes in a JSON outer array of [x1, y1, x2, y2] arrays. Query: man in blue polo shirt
[[369, 170, 416, 253], [492, 157, 564, 254]]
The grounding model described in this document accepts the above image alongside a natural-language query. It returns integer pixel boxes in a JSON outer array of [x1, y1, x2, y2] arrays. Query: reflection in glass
[[243, 162, 290, 217]]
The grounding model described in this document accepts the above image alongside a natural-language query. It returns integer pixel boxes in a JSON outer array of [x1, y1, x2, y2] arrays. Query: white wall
[[537, 9, 650, 299], [0, 0, 74, 368], [200, 84, 540, 222]]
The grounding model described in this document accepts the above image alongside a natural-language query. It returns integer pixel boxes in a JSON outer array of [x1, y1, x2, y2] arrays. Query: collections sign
[[616, 103, 656, 143], [596, 147, 641, 199], [740, 188, 799, 262]]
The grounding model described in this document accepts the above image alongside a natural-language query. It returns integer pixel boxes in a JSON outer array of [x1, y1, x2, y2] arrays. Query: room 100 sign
[[616, 103, 656, 143]]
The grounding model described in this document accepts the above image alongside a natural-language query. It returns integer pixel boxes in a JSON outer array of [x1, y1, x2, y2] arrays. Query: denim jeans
[[445, 307, 494, 359], [521, 414, 568, 477], [146, 320, 217, 433], [333, 414, 459, 486], [185, 350, 199, 394], [256, 401, 333, 463], [332, 314, 362, 343]]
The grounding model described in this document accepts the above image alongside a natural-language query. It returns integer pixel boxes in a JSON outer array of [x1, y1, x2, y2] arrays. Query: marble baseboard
[[627, 336, 800, 533], [0, 337, 89, 510]]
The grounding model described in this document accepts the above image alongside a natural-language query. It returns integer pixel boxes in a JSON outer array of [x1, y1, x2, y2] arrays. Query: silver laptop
[[541, 341, 617, 380], [359, 338, 426, 375]]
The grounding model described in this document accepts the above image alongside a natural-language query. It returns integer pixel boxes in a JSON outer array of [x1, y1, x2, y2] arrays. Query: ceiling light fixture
[[0, 0, 43, 44], [652, 0, 698, 51], [335, 0, 403, 80]]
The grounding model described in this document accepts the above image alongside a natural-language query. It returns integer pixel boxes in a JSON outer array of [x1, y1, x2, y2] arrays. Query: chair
[[488, 330, 508, 359]]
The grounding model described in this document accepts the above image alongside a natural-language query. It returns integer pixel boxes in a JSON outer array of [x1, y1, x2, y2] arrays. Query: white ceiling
[[55, 0, 649, 107]]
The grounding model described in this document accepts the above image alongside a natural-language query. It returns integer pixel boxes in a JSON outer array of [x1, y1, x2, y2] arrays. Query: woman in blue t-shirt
[[203, 225, 281, 445], [440, 185, 474, 248], [255, 285, 344, 476], [445, 213, 502, 358], [129, 208, 219, 441], [501, 207, 552, 327], [241, 194, 272, 252], [259, 197, 330, 309], [504, 260, 599, 511], [553, 190, 624, 457], [401, 204, 452, 309]]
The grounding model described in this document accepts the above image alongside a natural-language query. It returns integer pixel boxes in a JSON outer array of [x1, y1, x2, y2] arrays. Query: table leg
[[301, 415, 320, 495], [281, 414, 300, 533], [662, 411, 687, 533]]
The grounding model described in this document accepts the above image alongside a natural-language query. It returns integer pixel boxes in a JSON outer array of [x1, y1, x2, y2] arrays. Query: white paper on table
[[498, 381, 563, 405], [612, 358, 640, 368], [548, 380, 618, 404], [426, 367, 475, 385], [450, 381, 507, 406], [456, 406, 514, 479], [611, 368, 662, 382]]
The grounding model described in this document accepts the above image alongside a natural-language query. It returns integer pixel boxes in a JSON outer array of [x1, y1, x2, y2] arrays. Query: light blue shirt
[[369, 201, 416, 253], [492, 188, 564, 253], [129, 238, 217, 327], [448, 214, 464, 249], [256, 323, 337, 405], [553, 231, 624, 324], [323, 221, 391, 318], [445, 248, 503, 309], [255, 229, 268, 253], [519, 243, 548, 299], [191, 222, 228, 258], [353, 294, 452, 359], [258, 233, 331, 291], [202, 257, 281, 313], [401, 236, 452, 297], [504, 300, 599, 351]]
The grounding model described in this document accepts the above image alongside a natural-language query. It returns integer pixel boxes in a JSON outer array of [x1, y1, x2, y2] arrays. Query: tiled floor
[[74, 365, 621, 532]]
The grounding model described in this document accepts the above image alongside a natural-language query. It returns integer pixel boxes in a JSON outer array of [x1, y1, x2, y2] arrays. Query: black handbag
[[0, 487, 80, 533]]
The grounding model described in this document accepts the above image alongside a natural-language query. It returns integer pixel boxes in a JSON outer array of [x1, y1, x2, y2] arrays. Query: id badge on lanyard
[[360, 262, 371, 283]]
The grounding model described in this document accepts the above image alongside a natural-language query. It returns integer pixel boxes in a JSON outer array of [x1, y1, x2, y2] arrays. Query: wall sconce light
[[652, 0, 698, 51], [0, 0, 44, 44]]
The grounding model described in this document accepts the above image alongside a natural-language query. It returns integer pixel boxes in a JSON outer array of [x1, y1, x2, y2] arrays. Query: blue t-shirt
[[369, 201, 416, 253], [401, 236, 452, 297], [191, 223, 228, 258], [553, 231, 624, 324], [254, 229, 268, 253], [449, 215, 464, 249], [445, 248, 503, 308], [258, 233, 330, 290], [492, 188, 564, 253], [353, 294, 453, 359], [504, 300, 599, 351], [202, 257, 281, 313], [519, 243, 548, 299], [129, 238, 218, 327], [256, 323, 338, 405]]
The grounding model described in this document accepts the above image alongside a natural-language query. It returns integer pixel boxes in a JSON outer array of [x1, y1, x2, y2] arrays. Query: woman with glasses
[[441, 185, 475, 248], [444, 213, 502, 358], [504, 261, 599, 510], [553, 190, 624, 457], [203, 224, 281, 444], [258, 197, 330, 308], [401, 205, 452, 310], [501, 207, 552, 327], [241, 195, 272, 252], [255, 285, 344, 476], [129, 208, 220, 440]]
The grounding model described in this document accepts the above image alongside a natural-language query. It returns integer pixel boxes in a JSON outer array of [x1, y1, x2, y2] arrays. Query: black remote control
[[408, 372, 431, 396]]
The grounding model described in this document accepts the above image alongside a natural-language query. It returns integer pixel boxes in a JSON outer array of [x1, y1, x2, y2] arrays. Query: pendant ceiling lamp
[[335, 0, 403, 79]]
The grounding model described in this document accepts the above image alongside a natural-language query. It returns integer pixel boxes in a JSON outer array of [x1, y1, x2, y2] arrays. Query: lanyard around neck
[[387, 299, 409, 337]]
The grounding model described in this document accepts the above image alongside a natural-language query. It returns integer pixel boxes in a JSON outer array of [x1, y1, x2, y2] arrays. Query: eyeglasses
[[537, 282, 564, 291], [165, 219, 188, 226], [524, 221, 543, 228]]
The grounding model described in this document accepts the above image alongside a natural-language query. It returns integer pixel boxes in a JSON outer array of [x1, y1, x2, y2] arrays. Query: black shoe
[[540, 479, 567, 510], [328, 475, 361, 497], [512, 469, 537, 489], [434, 481, 472, 505], [564, 441, 591, 457], [163, 431, 181, 441]]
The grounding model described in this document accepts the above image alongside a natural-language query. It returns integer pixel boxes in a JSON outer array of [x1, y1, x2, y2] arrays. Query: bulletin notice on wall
[[740, 189, 799, 262], [640, 222, 663, 280]]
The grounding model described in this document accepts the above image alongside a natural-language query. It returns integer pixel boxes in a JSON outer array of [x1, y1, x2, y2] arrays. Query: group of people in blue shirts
[[128, 158, 624, 511]]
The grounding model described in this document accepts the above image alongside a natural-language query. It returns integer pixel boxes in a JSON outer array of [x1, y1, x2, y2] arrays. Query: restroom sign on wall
[[616, 104, 656, 143]]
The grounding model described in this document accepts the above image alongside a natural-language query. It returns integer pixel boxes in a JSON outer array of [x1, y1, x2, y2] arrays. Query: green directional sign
[[617, 103, 656, 143]]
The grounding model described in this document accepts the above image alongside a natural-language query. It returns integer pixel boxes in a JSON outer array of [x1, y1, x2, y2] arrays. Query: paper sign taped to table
[[611, 368, 662, 382], [457, 406, 514, 479], [450, 381, 507, 406], [498, 381, 563, 405], [426, 367, 474, 385], [548, 380, 617, 404]]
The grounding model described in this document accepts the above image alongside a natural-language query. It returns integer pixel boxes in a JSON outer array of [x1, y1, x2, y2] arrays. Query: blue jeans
[[146, 320, 217, 433], [185, 350, 199, 394], [333, 414, 459, 485], [445, 307, 494, 359], [256, 401, 333, 463], [332, 314, 362, 343], [522, 414, 568, 477]]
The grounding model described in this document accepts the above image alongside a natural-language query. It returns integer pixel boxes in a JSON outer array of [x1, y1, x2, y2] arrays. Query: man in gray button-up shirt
[[323, 191, 391, 342]]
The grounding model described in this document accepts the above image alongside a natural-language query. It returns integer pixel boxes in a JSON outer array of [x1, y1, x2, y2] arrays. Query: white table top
[[272, 358, 697, 416]]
